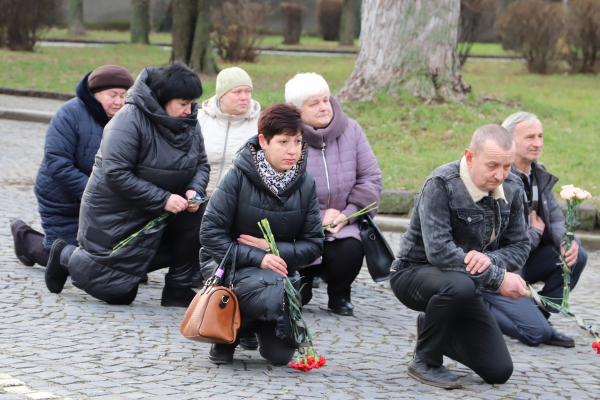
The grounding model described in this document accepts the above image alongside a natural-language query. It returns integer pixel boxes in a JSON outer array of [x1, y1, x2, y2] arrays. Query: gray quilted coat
[[302, 96, 383, 243]]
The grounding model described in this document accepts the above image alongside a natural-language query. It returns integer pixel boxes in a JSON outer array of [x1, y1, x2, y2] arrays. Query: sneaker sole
[[208, 356, 233, 365], [407, 370, 462, 390]]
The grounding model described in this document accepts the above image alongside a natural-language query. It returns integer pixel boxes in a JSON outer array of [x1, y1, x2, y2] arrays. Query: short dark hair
[[258, 103, 303, 143], [149, 62, 203, 108]]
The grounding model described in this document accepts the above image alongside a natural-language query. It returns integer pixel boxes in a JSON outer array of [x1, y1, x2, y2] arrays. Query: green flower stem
[[258, 219, 316, 352], [529, 285, 600, 341], [111, 196, 209, 256], [322, 202, 378, 231]]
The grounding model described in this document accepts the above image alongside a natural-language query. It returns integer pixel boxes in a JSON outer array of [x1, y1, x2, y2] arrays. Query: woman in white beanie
[[198, 67, 261, 351], [199, 67, 261, 197]]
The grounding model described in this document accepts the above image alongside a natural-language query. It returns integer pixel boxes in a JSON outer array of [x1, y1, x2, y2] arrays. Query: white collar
[[459, 157, 507, 204]]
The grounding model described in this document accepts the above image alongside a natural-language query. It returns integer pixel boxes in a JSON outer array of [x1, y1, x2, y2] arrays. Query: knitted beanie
[[88, 65, 135, 93], [215, 67, 253, 100]]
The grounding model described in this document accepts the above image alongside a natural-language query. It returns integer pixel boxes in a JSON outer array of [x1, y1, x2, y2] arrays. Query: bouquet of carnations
[[258, 219, 326, 371], [111, 196, 209, 256], [558, 185, 592, 309]]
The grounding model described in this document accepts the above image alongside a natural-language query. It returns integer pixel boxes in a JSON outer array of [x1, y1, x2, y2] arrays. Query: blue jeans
[[482, 244, 587, 346]]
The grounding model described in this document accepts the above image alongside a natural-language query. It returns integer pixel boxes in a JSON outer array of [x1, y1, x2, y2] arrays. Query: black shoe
[[10, 220, 34, 267], [407, 360, 462, 389], [328, 297, 354, 316], [160, 286, 197, 308], [543, 324, 575, 348], [140, 273, 149, 284], [45, 239, 69, 294], [191, 269, 204, 288], [208, 343, 236, 364], [238, 331, 258, 351]]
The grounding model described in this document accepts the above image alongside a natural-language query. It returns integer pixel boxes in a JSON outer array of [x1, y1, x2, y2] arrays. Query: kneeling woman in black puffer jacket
[[200, 103, 324, 365], [44, 62, 210, 307]]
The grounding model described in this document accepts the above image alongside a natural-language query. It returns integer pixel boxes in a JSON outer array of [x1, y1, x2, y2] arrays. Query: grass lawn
[[1, 43, 598, 201]]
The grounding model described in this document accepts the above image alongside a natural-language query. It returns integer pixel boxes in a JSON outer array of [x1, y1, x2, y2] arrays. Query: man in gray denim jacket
[[390, 125, 531, 389]]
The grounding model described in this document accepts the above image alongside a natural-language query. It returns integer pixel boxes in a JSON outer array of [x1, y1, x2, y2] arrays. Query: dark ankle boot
[[208, 342, 237, 364], [45, 239, 69, 294], [160, 286, 197, 308]]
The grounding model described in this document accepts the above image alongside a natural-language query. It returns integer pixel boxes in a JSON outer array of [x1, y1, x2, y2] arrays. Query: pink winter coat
[[303, 96, 383, 244]]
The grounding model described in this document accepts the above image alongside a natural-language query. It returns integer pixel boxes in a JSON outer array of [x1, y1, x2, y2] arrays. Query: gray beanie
[[215, 67, 253, 100]]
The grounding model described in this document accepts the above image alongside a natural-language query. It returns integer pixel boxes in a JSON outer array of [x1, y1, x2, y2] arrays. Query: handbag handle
[[210, 242, 237, 285]]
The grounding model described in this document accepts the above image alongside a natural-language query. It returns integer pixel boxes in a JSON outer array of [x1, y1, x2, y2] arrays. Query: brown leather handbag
[[180, 243, 241, 344]]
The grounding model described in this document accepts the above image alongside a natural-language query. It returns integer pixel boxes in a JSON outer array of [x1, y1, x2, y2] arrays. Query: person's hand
[[562, 241, 579, 267], [260, 254, 287, 277], [238, 234, 269, 251], [530, 210, 545, 232], [498, 272, 531, 300], [186, 190, 200, 213], [464, 250, 492, 274], [326, 213, 349, 234], [165, 194, 188, 213], [322, 208, 341, 226]]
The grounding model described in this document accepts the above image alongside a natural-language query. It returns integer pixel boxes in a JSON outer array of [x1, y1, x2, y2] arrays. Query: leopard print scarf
[[256, 149, 297, 194]]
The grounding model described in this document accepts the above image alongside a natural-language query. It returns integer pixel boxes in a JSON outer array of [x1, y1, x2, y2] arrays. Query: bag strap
[[210, 242, 237, 286]]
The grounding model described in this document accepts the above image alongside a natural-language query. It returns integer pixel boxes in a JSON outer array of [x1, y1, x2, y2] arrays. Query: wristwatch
[[265, 247, 271, 253]]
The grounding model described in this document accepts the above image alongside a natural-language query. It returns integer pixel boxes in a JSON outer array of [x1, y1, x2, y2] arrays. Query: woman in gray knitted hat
[[11, 65, 134, 269]]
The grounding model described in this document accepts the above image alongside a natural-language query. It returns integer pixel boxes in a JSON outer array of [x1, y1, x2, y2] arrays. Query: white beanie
[[215, 67, 253, 100]]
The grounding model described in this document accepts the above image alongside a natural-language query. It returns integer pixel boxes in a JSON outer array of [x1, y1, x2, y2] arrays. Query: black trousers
[[391, 266, 513, 384], [217, 321, 296, 365], [300, 238, 364, 305], [12, 221, 50, 266], [61, 208, 202, 305]]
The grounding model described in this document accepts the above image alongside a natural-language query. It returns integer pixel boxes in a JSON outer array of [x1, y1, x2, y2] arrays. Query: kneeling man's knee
[[441, 273, 476, 303], [484, 360, 513, 384]]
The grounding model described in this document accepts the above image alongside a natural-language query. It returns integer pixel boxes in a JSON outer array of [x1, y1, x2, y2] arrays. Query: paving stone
[[1, 118, 599, 400]]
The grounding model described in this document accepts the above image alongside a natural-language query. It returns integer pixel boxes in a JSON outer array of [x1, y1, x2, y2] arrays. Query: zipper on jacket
[[321, 142, 331, 208], [215, 116, 232, 186]]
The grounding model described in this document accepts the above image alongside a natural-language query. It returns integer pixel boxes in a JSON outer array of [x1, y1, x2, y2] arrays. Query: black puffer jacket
[[68, 68, 210, 303], [200, 136, 323, 340]]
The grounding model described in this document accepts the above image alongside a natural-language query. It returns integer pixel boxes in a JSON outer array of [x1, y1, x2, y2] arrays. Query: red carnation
[[592, 341, 600, 354]]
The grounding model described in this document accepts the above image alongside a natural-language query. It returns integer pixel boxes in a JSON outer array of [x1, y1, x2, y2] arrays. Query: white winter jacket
[[198, 95, 261, 196]]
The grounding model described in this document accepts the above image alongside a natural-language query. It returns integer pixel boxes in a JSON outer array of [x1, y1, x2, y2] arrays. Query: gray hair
[[285, 73, 330, 109], [469, 124, 515, 155], [502, 112, 540, 134]]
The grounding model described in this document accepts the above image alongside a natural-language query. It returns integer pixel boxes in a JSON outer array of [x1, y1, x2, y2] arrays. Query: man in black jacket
[[482, 112, 587, 348], [391, 125, 531, 389]]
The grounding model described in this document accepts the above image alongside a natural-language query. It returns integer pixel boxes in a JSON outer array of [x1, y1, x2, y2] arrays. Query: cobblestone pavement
[[0, 119, 598, 400]]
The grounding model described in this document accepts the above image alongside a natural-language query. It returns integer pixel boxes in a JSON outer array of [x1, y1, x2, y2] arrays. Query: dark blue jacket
[[391, 160, 530, 292], [34, 73, 110, 249]]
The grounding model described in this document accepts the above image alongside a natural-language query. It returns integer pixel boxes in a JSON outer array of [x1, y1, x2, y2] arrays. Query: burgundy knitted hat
[[88, 65, 134, 93]]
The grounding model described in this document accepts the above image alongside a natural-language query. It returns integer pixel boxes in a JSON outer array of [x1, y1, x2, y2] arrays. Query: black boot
[[209, 342, 237, 364], [328, 297, 354, 316], [407, 360, 462, 389], [11, 220, 34, 266], [160, 286, 197, 308], [45, 239, 69, 294]]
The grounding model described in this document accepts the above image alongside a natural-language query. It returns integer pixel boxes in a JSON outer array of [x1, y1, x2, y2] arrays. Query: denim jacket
[[391, 159, 530, 291]]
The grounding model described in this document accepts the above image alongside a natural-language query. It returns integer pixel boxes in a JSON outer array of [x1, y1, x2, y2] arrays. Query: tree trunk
[[338, 0, 470, 102], [189, 0, 219, 74], [68, 0, 85, 36], [171, 0, 197, 63], [131, 0, 150, 44], [339, 0, 358, 46]]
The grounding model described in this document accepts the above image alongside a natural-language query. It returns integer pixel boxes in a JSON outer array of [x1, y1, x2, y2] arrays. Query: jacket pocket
[[456, 209, 484, 225]]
